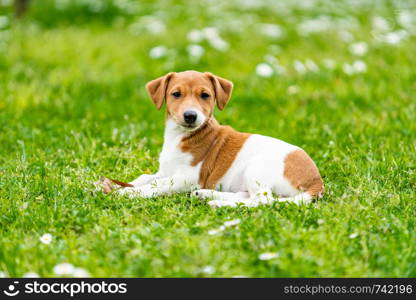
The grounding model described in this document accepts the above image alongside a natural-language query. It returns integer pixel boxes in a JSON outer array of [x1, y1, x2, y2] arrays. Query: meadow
[[0, 0, 415, 277]]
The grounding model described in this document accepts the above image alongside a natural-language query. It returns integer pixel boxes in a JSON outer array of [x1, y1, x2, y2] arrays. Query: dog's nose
[[183, 110, 197, 124]]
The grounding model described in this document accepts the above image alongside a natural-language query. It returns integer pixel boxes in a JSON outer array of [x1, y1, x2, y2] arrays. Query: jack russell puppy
[[111, 71, 324, 207]]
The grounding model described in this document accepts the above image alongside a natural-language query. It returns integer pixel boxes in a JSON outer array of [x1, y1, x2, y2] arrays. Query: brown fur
[[180, 118, 250, 189], [284, 149, 324, 197], [145, 71, 233, 122]]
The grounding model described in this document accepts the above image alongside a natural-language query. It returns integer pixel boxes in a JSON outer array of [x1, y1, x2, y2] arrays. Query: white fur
[[118, 120, 312, 207], [118, 119, 200, 198]]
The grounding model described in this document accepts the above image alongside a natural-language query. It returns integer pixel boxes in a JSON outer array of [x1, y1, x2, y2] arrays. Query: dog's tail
[[108, 178, 134, 187]]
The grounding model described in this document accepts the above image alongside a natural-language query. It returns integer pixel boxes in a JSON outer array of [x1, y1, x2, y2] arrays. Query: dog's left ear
[[205, 72, 233, 110], [146, 72, 175, 110]]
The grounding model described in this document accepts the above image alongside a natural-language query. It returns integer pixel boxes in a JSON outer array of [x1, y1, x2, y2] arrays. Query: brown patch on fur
[[180, 118, 250, 189], [284, 149, 324, 198]]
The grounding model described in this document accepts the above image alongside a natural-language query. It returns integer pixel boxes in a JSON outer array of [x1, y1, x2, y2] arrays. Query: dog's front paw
[[208, 199, 237, 208], [192, 189, 215, 199]]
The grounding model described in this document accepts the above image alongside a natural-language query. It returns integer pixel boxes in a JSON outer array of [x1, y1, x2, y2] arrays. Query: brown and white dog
[[116, 71, 324, 207]]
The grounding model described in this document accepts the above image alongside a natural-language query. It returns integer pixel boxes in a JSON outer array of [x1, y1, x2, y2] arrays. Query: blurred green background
[[0, 0, 415, 277]]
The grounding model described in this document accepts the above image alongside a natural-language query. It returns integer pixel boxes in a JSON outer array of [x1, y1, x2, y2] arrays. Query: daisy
[[208, 225, 226, 236], [23, 272, 40, 278], [256, 63, 274, 77], [53, 263, 75, 276], [0, 16, 9, 29], [39, 233, 52, 245], [372, 16, 391, 32], [187, 44, 204, 59], [202, 266, 215, 274], [323, 59, 336, 70], [187, 29, 204, 43], [223, 219, 241, 227], [72, 267, 90, 278], [384, 30, 408, 45], [343, 63, 355, 75], [349, 233, 359, 239], [202, 27, 229, 51], [352, 60, 367, 73], [398, 11, 414, 29], [349, 42, 368, 56], [293, 60, 306, 74], [149, 46, 167, 59], [305, 59, 319, 72], [258, 252, 279, 260], [259, 23, 283, 39], [287, 85, 300, 95]]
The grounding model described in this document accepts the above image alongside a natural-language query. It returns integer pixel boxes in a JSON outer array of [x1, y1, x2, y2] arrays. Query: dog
[[113, 71, 324, 207]]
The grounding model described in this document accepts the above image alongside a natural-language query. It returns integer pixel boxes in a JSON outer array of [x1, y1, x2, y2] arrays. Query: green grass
[[0, 0, 415, 277]]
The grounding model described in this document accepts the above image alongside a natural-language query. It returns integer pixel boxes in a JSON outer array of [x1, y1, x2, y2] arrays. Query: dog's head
[[145, 71, 233, 131]]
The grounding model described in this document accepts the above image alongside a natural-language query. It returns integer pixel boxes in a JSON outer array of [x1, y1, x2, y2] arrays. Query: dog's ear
[[145, 72, 175, 110], [205, 72, 233, 110]]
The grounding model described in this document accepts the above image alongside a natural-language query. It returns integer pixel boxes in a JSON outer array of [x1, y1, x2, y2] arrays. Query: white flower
[[0, 16, 9, 29], [223, 219, 241, 227], [187, 44, 204, 58], [398, 11, 414, 29], [202, 27, 229, 51], [39, 233, 52, 245], [349, 233, 359, 239], [349, 42, 368, 56], [305, 59, 319, 72], [343, 63, 354, 75], [323, 59, 336, 69], [293, 60, 306, 74], [141, 16, 165, 34], [287, 85, 300, 95], [256, 63, 274, 77], [72, 267, 90, 278], [264, 55, 286, 75], [352, 60, 367, 73], [23, 272, 39, 278], [149, 46, 167, 59], [208, 36, 229, 51], [0, 271, 6, 278], [202, 27, 219, 40], [128, 16, 165, 36], [208, 225, 225, 236], [21, 202, 28, 210], [258, 252, 279, 260], [372, 16, 391, 32], [317, 219, 325, 225], [53, 263, 75, 276], [259, 23, 283, 39], [297, 16, 331, 36], [187, 29, 204, 43], [339, 30, 353, 42], [384, 30, 408, 45], [201, 266, 215, 274]]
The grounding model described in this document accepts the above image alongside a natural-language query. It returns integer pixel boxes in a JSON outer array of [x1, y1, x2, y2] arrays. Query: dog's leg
[[192, 189, 253, 207], [117, 176, 196, 198], [204, 183, 313, 208], [129, 173, 161, 187], [192, 189, 249, 200]]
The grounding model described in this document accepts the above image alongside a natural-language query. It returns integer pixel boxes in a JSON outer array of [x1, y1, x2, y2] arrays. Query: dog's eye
[[172, 92, 181, 98], [201, 92, 210, 100]]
